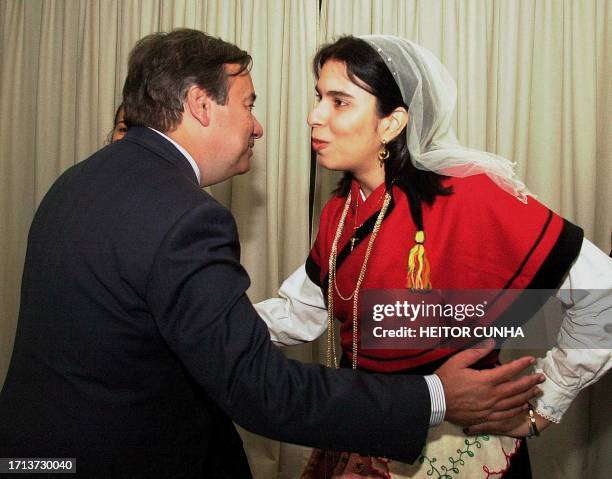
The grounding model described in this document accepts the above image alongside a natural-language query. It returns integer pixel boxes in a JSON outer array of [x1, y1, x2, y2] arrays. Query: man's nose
[[253, 117, 263, 139]]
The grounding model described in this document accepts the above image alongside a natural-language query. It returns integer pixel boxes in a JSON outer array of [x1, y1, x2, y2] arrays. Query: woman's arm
[[533, 237, 612, 423], [254, 264, 328, 346], [467, 238, 612, 436]]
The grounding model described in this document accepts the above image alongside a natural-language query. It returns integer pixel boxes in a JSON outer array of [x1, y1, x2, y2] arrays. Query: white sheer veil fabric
[[360, 35, 531, 202]]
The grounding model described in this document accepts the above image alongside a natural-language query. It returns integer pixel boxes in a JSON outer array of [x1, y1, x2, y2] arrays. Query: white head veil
[[360, 35, 530, 202]]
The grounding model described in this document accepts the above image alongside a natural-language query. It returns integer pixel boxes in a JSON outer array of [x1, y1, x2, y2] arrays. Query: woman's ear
[[185, 85, 211, 127], [379, 107, 409, 142]]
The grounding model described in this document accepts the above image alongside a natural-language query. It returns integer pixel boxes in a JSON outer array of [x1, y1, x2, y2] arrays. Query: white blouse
[[255, 238, 612, 424]]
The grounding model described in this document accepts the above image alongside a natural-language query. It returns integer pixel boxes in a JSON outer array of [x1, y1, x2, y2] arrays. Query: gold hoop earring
[[378, 139, 389, 167]]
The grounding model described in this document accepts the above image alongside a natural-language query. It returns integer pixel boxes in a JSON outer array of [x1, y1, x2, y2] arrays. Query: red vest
[[307, 175, 582, 372]]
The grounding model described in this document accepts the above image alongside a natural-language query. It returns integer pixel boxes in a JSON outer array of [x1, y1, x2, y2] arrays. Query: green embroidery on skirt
[[418, 434, 490, 478]]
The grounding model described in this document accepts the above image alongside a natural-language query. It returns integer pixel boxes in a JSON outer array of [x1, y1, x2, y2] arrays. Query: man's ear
[[379, 107, 409, 142], [186, 85, 211, 127]]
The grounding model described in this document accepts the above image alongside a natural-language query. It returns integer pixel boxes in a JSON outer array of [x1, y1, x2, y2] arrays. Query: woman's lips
[[311, 139, 329, 152]]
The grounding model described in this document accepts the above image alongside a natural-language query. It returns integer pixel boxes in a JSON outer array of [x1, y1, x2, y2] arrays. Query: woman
[[109, 103, 128, 142], [255, 36, 611, 478]]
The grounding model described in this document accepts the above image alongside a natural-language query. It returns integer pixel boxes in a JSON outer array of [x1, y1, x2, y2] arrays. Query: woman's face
[[308, 60, 383, 179], [111, 108, 128, 142]]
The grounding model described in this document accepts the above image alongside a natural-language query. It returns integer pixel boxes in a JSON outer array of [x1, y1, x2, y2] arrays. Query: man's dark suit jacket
[[0, 127, 430, 478]]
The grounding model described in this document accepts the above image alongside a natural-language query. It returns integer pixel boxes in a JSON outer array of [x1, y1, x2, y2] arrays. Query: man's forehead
[[225, 65, 256, 99]]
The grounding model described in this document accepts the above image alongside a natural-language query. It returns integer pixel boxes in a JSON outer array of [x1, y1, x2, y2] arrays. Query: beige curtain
[[316, 1, 611, 479]]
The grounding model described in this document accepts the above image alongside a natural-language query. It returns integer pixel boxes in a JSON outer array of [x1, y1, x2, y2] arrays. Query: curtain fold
[[1, 0, 43, 390]]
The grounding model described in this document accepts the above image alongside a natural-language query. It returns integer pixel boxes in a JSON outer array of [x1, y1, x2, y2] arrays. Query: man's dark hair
[[313, 36, 451, 206], [123, 29, 252, 132]]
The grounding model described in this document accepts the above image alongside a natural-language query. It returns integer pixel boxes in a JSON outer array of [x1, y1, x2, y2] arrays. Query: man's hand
[[464, 409, 551, 437], [436, 340, 545, 427]]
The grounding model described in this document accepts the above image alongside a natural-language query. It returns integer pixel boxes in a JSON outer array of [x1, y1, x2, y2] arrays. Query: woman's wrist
[[527, 405, 551, 438]]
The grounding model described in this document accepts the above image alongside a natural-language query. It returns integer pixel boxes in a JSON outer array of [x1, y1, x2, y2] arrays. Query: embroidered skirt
[[301, 422, 531, 479]]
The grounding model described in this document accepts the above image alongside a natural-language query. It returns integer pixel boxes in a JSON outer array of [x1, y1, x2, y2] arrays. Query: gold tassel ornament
[[405, 230, 431, 290]]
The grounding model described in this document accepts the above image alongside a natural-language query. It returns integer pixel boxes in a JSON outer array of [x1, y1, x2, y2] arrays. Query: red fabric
[[311, 175, 565, 372]]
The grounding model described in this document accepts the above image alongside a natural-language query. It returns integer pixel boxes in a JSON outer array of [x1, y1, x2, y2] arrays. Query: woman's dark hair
[[123, 29, 252, 132], [105, 103, 126, 144], [313, 36, 451, 206], [113, 103, 124, 126]]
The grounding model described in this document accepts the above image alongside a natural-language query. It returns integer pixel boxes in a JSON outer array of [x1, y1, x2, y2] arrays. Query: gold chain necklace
[[327, 191, 392, 369]]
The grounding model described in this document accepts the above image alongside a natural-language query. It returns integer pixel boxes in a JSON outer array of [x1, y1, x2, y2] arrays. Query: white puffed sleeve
[[533, 238, 612, 422], [254, 264, 328, 346]]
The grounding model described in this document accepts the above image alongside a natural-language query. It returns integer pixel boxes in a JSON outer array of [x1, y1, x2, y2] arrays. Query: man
[[0, 30, 542, 478]]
